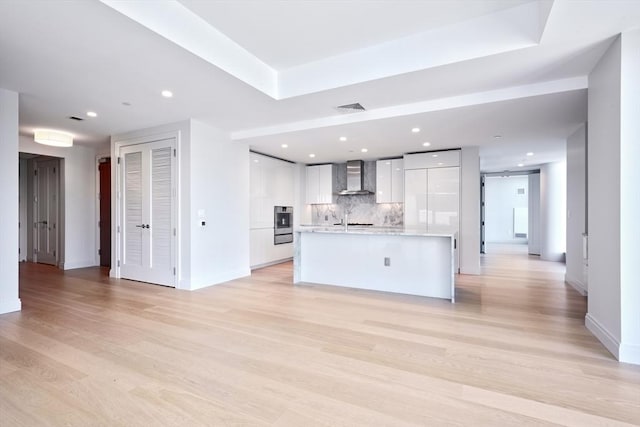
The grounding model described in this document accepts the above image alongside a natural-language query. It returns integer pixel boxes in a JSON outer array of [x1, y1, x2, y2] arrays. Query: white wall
[[618, 29, 640, 366], [19, 136, 98, 269], [0, 88, 21, 314], [460, 146, 481, 275], [587, 35, 622, 357], [484, 175, 528, 243], [565, 124, 587, 295], [587, 31, 640, 365], [539, 161, 566, 262], [189, 120, 250, 289]]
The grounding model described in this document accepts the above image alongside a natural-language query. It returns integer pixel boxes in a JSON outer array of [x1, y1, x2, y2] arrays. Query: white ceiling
[[1, 0, 640, 172]]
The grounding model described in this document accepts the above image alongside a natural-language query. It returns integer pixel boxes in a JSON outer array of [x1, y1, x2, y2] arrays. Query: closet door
[[119, 138, 175, 287]]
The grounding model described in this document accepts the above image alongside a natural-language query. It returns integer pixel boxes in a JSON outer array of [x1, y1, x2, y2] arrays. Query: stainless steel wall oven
[[274, 206, 293, 244]]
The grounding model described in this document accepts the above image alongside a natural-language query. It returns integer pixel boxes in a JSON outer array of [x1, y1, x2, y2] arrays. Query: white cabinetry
[[306, 164, 335, 204], [376, 158, 404, 203], [250, 152, 294, 268]]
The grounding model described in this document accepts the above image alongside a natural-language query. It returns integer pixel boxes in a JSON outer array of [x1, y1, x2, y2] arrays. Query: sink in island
[[294, 226, 456, 302]]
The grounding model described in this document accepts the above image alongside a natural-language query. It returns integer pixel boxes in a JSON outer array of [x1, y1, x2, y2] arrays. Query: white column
[[460, 146, 480, 274], [0, 88, 21, 314], [539, 161, 566, 262]]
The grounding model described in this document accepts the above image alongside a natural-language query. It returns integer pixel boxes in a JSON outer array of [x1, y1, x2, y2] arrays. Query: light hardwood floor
[[1, 252, 639, 426]]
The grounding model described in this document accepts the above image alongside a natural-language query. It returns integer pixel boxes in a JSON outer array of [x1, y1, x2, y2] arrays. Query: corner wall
[[460, 147, 481, 275], [189, 120, 250, 289], [539, 161, 566, 262], [0, 88, 21, 314], [587, 31, 640, 365]]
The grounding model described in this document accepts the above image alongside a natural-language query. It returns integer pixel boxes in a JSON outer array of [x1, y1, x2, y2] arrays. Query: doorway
[[98, 157, 111, 267], [19, 153, 63, 267], [481, 174, 529, 254], [116, 138, 177, 287]]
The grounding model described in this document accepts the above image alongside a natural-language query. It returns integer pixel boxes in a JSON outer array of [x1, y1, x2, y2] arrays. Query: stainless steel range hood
[[338, 160, 373, 195]]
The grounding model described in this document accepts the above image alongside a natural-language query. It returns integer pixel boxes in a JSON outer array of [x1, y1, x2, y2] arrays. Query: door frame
[[113, 131, 180, 287], [95, 155, 111, 267], [32, 157, 61, 266]]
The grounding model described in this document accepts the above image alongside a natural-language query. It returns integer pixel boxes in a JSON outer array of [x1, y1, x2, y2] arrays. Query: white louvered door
[[119, 139, 175, 287]]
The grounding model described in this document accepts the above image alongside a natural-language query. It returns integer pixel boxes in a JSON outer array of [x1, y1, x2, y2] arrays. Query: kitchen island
[[294, 226, 456, 302]]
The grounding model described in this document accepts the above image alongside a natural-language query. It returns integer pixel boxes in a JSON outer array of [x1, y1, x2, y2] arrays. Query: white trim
[[619, 343, 640, 365], [187, 268, 251, 291], [565, 275, 587, 296], [113, 131, 180, 287], [61, 260, 98, 270], [250, 258, 292, 271], [585, 313, 619, 359], [0, 298, 22, 315]]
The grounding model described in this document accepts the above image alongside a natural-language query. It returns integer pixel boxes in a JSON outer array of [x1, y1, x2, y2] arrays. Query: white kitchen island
[[294, 227, 456, 302]]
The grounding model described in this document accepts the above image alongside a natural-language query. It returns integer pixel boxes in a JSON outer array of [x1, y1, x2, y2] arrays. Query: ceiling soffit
[[99, 0, 552, 100]]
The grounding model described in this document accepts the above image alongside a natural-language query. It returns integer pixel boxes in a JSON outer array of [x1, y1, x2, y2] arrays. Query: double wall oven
[[274, 206, 293, 244]]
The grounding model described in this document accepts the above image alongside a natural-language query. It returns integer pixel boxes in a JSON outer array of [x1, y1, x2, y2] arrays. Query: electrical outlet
[[384, 257, 390, 266]]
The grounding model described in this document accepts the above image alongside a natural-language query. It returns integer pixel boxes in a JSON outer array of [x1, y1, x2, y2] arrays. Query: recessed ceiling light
[[438, 162, 443, 166], [339, 136, 347, 141], [432, 154, 438, 158], [518, 163, 524, 167], [253, 159, 259, 163], [161, 90, 173, 98], [385, 161, 391, 165], [361, 148, 368, 153], [422, 142, 431, 147], [86, 111, 97, 118], [309, 153, 316, 158], [411, 127, 420, 133], [494, 135, 502, 139], [122, 101, 131, 106], [281, 144, 288, 148], [526, 152, 534, 156]]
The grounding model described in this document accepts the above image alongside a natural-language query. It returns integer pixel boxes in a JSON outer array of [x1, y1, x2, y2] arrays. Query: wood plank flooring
[[1, 250, 639, 426]]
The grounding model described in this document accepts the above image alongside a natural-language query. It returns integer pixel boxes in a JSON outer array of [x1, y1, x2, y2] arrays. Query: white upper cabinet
[[376, 158, 404, 203], [404, 150, 460, 170], [306, 164, 335, 204]]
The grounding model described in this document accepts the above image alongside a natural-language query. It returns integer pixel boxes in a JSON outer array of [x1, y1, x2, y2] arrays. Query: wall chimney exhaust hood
[[338, 160, 373, 195]]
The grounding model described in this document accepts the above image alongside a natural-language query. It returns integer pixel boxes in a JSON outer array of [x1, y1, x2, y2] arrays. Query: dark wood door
[[99, 158, 111, 267]]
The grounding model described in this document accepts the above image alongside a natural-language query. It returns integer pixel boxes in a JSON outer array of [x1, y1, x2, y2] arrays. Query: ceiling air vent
[[335, 102, 366, 114], [68, 116, 84, 121]]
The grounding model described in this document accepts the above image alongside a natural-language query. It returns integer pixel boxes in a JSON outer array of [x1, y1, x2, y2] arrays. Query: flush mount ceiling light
[[411, 127, 420, 133], [34, 129, 73, 147], [422, 142, 431, 147], [86, 111, 97, 118], [339, 136, 347, 141], [161, 90, 173, 98]]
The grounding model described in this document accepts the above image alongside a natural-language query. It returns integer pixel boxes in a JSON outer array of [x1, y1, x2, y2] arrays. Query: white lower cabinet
[[250, 228, 293, 268]]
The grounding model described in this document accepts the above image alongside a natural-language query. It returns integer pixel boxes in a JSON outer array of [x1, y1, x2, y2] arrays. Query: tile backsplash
[[311, 195, 403, 226], [310, 161, 403, 226]]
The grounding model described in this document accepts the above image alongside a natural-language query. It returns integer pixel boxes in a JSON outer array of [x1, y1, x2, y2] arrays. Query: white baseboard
[[619, 343, 640, 365], [585, 313, 619, 359], [62, 260, 99, 270], [187, 268, 251, 291], [0, 298, 22, 315], [565, 275, 587, 296], [251, 257, 293, 271]]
